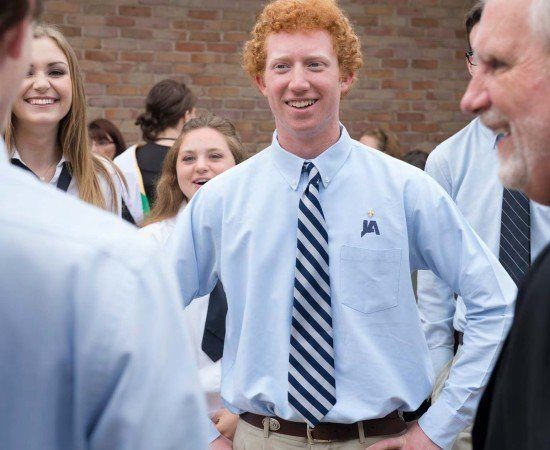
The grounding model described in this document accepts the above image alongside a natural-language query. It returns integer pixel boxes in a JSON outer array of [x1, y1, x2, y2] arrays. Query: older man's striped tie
[[288, 161, 336, 427], [499, 188, 531, 286]]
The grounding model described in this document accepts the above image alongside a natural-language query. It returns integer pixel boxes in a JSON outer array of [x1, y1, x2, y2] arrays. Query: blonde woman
[[140, 115, 246, 442], [4, 24, 123, 214]]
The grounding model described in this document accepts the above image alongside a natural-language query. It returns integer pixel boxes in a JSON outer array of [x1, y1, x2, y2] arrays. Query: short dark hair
[[465, 1, 484, 51], [0, 0, 42, 40], [403, 150, 429, 171], [89, 118, 127, 158], [135, 79, 197, 143]]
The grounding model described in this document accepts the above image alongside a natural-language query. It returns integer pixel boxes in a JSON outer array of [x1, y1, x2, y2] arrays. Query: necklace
[[38, 159, 58, 182]]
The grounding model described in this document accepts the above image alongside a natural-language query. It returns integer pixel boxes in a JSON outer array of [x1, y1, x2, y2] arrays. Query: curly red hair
[[243, 0, 363, 82]]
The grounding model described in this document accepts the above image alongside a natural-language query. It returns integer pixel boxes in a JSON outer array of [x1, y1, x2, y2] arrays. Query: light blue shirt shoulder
[[168, 126, 515, 450], [418, 118, 550, 374], [0, 143, 208, 450]]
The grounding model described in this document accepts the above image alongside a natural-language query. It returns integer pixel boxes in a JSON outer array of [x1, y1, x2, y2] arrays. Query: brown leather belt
[[240, 411, 406, 441]]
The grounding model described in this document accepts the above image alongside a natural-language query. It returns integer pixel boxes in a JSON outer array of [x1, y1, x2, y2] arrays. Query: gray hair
[[529, 0, 550, 50], [483, 0, 550, 50]]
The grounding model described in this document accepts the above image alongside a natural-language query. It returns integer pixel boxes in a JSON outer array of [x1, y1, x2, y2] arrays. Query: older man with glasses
[[417, 1, 550, 449], [460, 0, 550, 447]]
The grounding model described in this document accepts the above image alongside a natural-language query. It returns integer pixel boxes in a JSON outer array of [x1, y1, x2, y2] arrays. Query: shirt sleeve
[[407, 175, 516, 450], [166, 187, 221, 306], [417, 270, 456, 375], [77, 249, 209, 450], [416, 149, 457, 375]]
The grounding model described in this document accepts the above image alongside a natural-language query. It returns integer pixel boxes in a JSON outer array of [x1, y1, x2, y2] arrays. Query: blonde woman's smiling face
[[176, 127, 237, 200], [13, 36, 72, 128]]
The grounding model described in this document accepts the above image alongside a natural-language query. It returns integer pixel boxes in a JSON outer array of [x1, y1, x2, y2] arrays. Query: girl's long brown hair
[[143, 115, 247, 226], [4, 24, 122, 212]]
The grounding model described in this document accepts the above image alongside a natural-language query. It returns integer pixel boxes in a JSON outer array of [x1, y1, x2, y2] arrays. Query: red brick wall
[[42, 0, 473, 155]]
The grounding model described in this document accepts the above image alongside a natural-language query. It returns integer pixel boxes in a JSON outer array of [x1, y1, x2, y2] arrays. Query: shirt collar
[[270, 124, 353, 191], [476, 116, 500, 149], [10, 147, 66, 168], [0, 137, 7, 166]]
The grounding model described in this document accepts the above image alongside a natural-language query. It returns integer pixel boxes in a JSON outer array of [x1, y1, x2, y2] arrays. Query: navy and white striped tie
[[288, 161, 336, 427], [499, 188, 531, 286]]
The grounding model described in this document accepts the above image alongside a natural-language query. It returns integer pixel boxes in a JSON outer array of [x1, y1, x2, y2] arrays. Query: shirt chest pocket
[[340, 246, 402, 314]]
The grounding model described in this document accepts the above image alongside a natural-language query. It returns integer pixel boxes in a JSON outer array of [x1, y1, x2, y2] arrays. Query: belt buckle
[[306, 425, 331, 444]]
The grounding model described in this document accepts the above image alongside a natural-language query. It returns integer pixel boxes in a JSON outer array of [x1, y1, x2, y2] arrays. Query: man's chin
[[498, 155, 529, 192]]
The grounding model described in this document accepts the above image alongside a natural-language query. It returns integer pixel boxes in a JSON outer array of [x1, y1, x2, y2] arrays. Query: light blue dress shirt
[[0, 139, 208, 450], [418, 117, 550, 375], [168, 126, 515, 450]]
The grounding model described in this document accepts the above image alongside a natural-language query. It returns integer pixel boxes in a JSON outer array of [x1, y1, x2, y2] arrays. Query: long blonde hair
[[144, 115, 247, 226], [4, 23, 121, 212]]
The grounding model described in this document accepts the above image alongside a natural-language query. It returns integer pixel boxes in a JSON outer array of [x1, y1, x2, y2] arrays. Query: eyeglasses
[[465, 50, 477, 66]]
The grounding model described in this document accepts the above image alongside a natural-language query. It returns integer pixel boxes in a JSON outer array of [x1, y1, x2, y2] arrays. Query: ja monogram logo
[[361, 210, 380, 236]]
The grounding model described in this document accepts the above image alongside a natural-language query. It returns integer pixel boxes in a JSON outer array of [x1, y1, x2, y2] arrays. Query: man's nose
[[460, 72, 490, 115], [289, 66, 310, 92]]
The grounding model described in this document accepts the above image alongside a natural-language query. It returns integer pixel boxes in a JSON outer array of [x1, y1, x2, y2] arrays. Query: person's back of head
[[359, 127, 403, 159], [403, 149, 429, 171], [135, 79, 196, 143], [0, 0, 41, 129]]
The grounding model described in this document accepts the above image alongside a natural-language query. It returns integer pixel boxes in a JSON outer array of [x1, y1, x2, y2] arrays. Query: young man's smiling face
[[255, 29, 353, 154]]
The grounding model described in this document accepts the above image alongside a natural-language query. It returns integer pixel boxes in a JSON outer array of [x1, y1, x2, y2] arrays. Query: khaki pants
[[431, 349, 472, 450], [233, 417, 405, 450]]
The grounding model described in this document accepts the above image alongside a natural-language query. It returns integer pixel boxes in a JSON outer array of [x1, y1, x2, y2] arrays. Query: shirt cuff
[[418, 398, 470, 450], [207, 418, 221, 443]]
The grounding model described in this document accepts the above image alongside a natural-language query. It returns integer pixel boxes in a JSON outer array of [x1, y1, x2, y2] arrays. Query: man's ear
[[340, 72, 354, 96], [254, 74, 267, 96], [0, 19, 30, 61]]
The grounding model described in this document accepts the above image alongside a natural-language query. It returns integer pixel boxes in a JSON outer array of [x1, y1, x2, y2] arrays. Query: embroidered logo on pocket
[[361, 219, 380, 237]]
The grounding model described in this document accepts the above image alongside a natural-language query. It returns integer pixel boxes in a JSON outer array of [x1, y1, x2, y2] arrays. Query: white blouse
[[140, 216, 223, 414], [11, 149, 124, 216]]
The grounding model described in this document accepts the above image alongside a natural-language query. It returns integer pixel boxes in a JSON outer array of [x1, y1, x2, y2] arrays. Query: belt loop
[[262, 417, 270, 438], [358, 420, 366, 444], [306, 425, 315, 445]]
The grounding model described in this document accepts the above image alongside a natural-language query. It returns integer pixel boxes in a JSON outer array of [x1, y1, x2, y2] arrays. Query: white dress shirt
[[140, 217, 223, 415], [167, 125, 516, 450], [10, 148, 124, 216], [418, 117, 550, 375], [0, 138, 208, 450], [114, 145, 145, 224]]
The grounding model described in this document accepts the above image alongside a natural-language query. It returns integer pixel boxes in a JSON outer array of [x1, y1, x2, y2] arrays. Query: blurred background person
[[89, 117, 137, 224], [4, 23, 124, 215], [359, 126, 403, 159], [89, 118, 126, 160], [403, 149, 429, 171], [115, 79, 196, 224], [140, 115, 246, 443]]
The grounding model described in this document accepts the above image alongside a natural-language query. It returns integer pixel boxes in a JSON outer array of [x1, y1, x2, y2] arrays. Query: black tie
[[499, 188, 531, 286], [201, 281, 227, 362], [10, 158, 34, 174]]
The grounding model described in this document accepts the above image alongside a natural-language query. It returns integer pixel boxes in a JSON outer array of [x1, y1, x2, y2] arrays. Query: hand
[[366, 422, 441, 450], [212, 408, 239, 441], [209, 434, 232, 450]]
